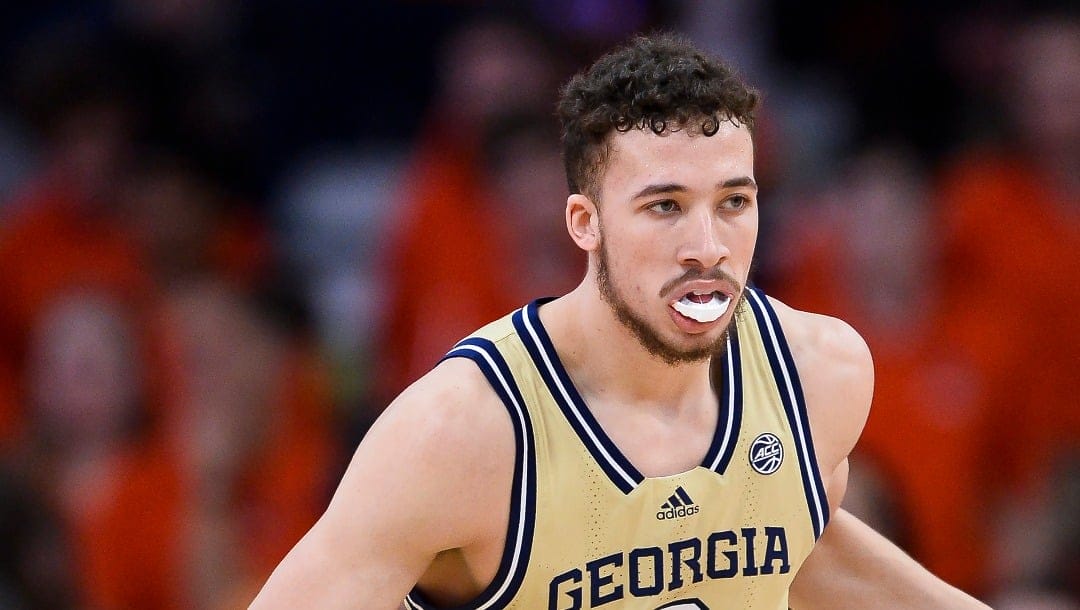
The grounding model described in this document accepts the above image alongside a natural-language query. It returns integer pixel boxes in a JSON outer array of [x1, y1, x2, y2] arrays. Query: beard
[[596, 240, 742, 366]]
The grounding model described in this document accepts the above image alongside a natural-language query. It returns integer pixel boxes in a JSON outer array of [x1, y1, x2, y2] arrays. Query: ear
[[566, 193, 600, 252]]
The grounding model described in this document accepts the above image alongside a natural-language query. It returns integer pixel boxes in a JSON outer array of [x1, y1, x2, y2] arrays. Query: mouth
[[671, 290, 732, 323]]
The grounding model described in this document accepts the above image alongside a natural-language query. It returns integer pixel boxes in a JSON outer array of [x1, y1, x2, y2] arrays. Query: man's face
[[592, 120, 758, 364]]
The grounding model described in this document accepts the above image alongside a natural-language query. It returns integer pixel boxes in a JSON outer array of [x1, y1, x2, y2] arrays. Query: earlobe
[[566, 193, 600, 252]]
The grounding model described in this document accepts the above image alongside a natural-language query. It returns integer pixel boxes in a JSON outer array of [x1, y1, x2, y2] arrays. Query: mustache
[[659, 267, 743, 300]]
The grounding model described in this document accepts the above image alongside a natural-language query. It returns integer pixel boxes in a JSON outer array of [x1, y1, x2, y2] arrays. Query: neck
[[539, 282, 715, 412]]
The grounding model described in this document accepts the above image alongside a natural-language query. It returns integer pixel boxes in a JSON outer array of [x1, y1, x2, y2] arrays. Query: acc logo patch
[[749, 433, 783, 475]]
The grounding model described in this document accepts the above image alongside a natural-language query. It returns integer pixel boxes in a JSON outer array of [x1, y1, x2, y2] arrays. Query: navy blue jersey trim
[[405, 336, 537, 609], [703, 325, 744, 475], [513, 299, 644, 494], [515, 298, 743, 494], [745, 288, 831, 539]]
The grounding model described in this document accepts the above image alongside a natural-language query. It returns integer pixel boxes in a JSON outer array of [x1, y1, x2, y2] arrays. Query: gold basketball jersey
[[405, 287, 830, 610]]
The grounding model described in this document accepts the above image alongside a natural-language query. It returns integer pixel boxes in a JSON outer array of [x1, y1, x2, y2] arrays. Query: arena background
[[0, 1, 1075, 608]]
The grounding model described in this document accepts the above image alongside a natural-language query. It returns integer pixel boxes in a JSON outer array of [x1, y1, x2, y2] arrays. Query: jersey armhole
[[745, 288, 832, 540], [405, 338, 537, 609]]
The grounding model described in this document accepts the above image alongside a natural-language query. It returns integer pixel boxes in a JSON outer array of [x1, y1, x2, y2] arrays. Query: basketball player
[[251, 34, 990, 609]]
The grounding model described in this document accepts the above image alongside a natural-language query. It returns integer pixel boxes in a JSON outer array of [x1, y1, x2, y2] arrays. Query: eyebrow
[[630, 176, 758, 200], [630, 183, 688, 200], [720, 176, 758, 190]]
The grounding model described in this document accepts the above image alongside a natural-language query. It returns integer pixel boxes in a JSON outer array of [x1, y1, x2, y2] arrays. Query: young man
[[252, 34, 990, 609]]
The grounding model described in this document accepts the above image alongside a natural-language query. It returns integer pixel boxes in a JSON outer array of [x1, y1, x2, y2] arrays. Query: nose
[[677, 209, 730, 269]]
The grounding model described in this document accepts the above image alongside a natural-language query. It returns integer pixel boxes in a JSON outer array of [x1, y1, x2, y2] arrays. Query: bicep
[[798, 313, 874, 497], [790, 509, 990, 610], [250, 510, 428, 609], [825, 458, 850, 519]]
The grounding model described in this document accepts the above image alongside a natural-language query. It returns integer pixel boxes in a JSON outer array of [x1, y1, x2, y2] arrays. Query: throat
[[575, 349, 715, 411], [589, 393, 721, 478]]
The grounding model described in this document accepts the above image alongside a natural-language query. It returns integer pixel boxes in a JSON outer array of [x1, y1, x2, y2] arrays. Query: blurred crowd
[[0, 1, 1075, 608]]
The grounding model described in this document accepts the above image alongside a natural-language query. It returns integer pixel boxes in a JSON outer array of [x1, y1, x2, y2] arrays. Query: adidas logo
[[656, 486, 700, 520]]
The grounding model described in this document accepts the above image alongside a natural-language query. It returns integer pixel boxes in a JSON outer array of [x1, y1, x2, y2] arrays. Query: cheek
[[606, 233, 667, 284], [737, 227, 758, 259], [617, 245, 673, 304], [734, 214, 759, 256]]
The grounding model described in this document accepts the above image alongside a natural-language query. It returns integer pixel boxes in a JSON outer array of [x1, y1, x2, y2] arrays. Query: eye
[[648, 200, 681, 214], [723, 194, 751, 211]]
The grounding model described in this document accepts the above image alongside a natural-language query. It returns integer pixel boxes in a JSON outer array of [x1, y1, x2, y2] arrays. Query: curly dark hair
[[557, 33, 759, 201]]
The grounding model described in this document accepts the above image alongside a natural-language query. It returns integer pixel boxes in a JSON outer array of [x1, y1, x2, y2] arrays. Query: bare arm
[[774, 298, 989, 608], [249, 359, 513, 609], [790, 508, 992, 609]]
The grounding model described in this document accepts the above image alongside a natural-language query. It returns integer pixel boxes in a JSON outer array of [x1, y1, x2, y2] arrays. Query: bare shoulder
[[252, 356, 515, 606], [765, 295, 873, 383], [766, 296, 873, 472], [385, 355, 512, 455], [340, 356, 516, 550]]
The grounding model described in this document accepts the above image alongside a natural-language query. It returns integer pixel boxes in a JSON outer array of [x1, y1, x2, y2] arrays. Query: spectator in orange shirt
[[2, 28, 338, 606], [373, 15, 572, 406], [84, 146, 335, 609], [768, 145, 998, 596], [16, 282, 336, 610], [0, 28, 147, 450], [0, 32, 143, 349], [142, 280, 336, 609], [936, 10, 1079, 601], [16, 291, 156, 608]]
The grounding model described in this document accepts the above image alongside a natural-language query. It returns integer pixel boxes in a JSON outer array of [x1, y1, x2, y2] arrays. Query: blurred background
[[0, 0, 1075, 608]]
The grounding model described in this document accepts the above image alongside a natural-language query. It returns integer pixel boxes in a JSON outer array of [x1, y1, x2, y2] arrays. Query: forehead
[[599, 121, 754, 202]]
